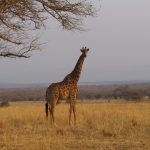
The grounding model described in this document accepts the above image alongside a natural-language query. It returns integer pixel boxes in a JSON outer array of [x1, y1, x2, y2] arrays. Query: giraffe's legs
[[69, 103, 73, 125], [49, 104, 55, 125], [50, 104, 55, 125], [49, 105, 53, 124], [69, 93, 77, 125], [69, 103, 76, 125], [73, 104, 76, 125]]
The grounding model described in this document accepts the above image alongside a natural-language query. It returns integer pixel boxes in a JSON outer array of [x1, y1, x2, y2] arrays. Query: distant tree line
[[78, 85, 149, 101], [0, 84, 150, 102]]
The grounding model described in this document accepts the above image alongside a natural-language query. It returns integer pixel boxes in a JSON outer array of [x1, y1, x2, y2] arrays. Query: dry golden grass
[[0, 100, 150, 150]]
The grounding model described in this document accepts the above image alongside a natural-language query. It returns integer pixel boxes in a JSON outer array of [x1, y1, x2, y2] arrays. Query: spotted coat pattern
[[45, 47, 89, 125]]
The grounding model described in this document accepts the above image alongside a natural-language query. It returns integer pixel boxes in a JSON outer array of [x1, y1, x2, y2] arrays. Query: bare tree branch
[[0, 0, 96, 58]]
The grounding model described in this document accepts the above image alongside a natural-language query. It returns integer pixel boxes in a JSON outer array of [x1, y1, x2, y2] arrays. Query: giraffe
[[45, 47, 89, 125]]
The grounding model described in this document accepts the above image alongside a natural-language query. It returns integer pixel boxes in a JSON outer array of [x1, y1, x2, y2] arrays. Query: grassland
[[0, 100, 150, 150]]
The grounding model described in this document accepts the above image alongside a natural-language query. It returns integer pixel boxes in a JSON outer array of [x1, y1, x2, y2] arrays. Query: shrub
[[0, 101, 10, 107]]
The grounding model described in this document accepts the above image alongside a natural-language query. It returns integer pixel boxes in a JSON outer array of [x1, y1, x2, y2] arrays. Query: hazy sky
[[1, 0, 150, 84]]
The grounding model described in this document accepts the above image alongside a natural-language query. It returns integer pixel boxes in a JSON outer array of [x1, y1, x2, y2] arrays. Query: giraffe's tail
[[45, 102, 49, 119]]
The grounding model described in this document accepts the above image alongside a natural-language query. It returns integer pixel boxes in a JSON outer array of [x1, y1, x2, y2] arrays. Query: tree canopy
[[0, 0, 96, 58]]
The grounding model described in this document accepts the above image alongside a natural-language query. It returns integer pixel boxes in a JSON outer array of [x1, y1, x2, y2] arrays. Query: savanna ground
[[0, 100, 150, 150]]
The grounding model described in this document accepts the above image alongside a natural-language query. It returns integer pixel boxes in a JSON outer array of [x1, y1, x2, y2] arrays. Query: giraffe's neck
[[70, 54, 85, 82]]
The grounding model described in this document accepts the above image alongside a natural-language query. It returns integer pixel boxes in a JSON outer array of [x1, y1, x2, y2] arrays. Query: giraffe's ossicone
[[45, 47, 89, 125]]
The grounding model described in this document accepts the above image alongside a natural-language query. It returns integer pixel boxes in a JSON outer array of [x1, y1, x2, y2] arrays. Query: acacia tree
[[0, 0, 95, 58]]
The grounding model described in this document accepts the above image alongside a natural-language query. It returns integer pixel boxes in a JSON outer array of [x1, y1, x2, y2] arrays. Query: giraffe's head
[[80, 47, 89, 57]]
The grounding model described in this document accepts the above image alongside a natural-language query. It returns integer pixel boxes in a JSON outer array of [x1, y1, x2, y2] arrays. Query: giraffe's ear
[[80, 49, 83, 52], [87, 48, 89, 51]]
